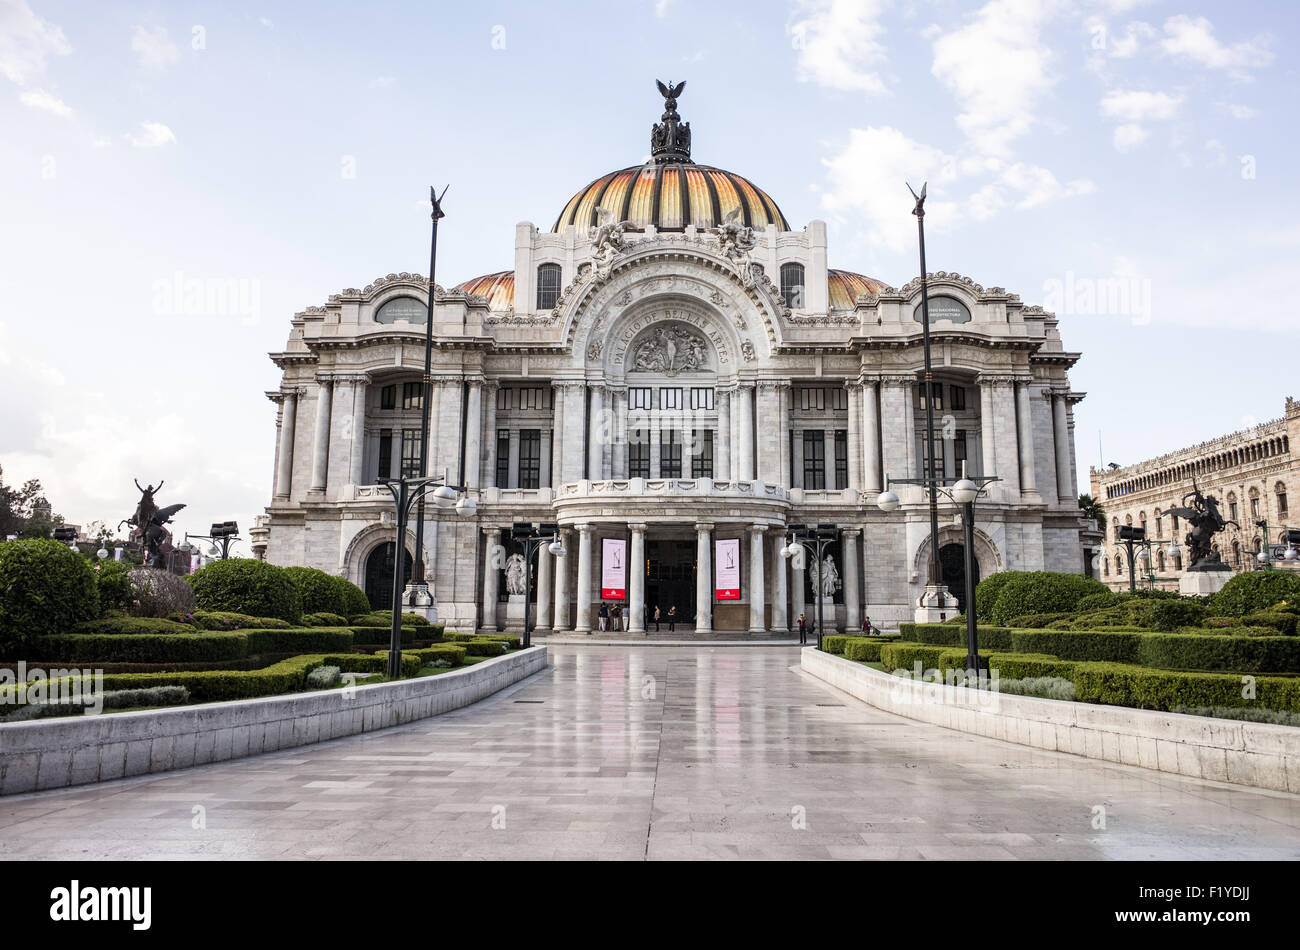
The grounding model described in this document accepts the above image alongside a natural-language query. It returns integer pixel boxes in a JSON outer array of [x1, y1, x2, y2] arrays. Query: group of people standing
[[594, 603, 678, 635], [796, 613, 876, 645]]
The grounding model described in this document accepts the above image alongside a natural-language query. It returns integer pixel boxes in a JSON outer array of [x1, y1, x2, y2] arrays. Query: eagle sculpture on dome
[[656, 79, 686, 105]]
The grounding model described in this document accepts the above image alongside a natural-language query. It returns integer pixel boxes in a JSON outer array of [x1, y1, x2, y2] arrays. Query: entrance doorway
[[365, 541, 411, 611], [939, 542, 979, 613], [645, 539, 696, 627]]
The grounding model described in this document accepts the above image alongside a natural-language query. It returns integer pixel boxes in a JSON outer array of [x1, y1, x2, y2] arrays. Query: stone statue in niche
[[807, 554, 841, 599], [588, 208, 634, 283], [631, 324, 708, 375], [504, 553, 527, 595], [711, 206, 757, 286]]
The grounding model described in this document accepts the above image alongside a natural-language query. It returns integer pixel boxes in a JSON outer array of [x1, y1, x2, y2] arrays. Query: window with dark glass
[[374, 296, 426, 324], [496, 386, 512, 410], [799, 387, 825, 411], [1279, 489, 1289, 516], [660, 387, 682, 410], [780, 263, 805, 309], [380, 385, 396, 410], [802, 430, 826, 489], [949, 385, 966, 411], [377, 429, 393, 480], [519, 387, 545, 410], [402, 381, 423, 410], [690, 387, 714, 410], [919, 383, 943, 411], [828, 387, 847, 411], [519, 429, 541, 489], [536, 263, 562, 309], [834, 430, 848, 489], [629, 429, 650, 478], [691, 429, 714, 478], [400, 429, 421, 477], [660, 429, 682, 478], [495, 430, 510, 488], [953, 429, 968, 473]]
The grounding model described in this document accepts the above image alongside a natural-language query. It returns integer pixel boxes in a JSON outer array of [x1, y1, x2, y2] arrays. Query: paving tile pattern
[[1, 646, 1298, 860]]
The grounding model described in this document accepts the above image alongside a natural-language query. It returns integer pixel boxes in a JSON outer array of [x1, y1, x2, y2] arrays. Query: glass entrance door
[[645, 539, 696, 626]]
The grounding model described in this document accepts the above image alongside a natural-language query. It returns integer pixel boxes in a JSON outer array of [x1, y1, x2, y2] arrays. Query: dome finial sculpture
[[651, 79, 691, 164]]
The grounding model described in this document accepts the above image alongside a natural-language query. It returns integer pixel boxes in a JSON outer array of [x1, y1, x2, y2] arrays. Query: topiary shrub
[[301, 611, 348, 627], [0, 538, 99, 649], [1076, 591, 1119, 612], [1242, 611, 1298, 636], [74, 616, 197, 636], [174, 610, 294, 630], [1208, 571, 1300, 617], [973, 571, 1027, 622], [125, 567, 197, 618], [1144, 599, 1207, 632], [92, 559, 134, 615], [988, 571, 1110, 625], [187, 558, 302, 622], [332, 575, 370, 616], [283, 566, 349, 616]]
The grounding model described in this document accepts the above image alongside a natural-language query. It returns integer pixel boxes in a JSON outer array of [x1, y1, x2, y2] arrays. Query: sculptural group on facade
[[631, 325, 708, 375], [121, 479, 186, 569], [504, 553, 528, 595], [711, 206, 757, 287], [588, 207, 635, 282], [807, 553, 841, 599]]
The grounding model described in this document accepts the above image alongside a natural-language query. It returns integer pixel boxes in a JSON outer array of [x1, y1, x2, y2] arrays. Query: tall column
[[480, 527, 500, 632], [562, 383, 585, 483], [612, 387, 628, 478], [553, 529, 571, 631], [587, 385, 604, 480], [695, 523, 713, 634], [748, 525, 766, 633], [770, 528, 788, 632], [540, 428, 553, 489], [879, 376, 913, 487], [861, 378, 881, 493], [463, 380, 483, 488], [574, 524, 593, 632], [779, 383, 792, 488], [1016, 379, 1039, 498], [349, 377, 367, 487], [716, 388, 732, 481], [737, 383, 755, 481], [629, 524, 646, 633], [979, 377, 997, 479], [756, 383, 780, 482], [843, 528, 861, 631], [536, 540, 553, 630], [426, 380, 443, 477], [846, 380, 862, 492], [310, 377, 332, 492], [550, 384, 565, 488], [1053, 391, 1072, 504], [483, 382, 499, 487], [274, 389, 298, 499], [507, 429, 521, 490]]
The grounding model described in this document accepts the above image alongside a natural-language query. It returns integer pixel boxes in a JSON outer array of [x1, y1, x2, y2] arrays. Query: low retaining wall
[[801, 648, 1300, 794], [0, 646, 548, 795]]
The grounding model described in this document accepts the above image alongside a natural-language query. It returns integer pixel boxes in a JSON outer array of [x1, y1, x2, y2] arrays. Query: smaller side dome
[[828, 269, 889, 310], [453, 270, 514, 310]]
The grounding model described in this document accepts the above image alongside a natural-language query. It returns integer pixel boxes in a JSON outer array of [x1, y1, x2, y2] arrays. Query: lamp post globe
[[431, 484, 457, 508], [876, 489, 901, 512], [96, 547, 109, 560], [455, 495, 477, 517], [548, 539, 566, 557], [1258, 550, 1269, 564], [1135, 546, 1148, 563], [951, 478, 979, 505]]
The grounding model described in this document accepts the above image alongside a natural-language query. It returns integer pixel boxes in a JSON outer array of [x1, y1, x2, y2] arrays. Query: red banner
[[715, 538, 740, 600]]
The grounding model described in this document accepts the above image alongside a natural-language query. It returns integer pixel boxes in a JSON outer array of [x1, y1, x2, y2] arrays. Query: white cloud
[[19, 87, 70, 117], [1107, 20, 1155, 58], [131, 25, 179, 70], [0, 0, 71, 85], [1112, 123, 1148, 151], [788, 0, 891, 96], [1099, 89, 1181, 121], [126, 120, 176, 148], [1204, 138, 1226, 167], [1228, 103, 1258, 120], [91, 135, 111, 148], [1160, 15, 1272, 76], [655, 0, 672, 17], [369, 75, 396, 88], [930, 0, 1059, 156], [998, 162, 1095, 209], [258, 17, 274, 29]]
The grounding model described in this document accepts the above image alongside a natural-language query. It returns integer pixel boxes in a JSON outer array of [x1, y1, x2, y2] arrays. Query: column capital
[[695, 521, 715, 532], [976, 373, 1018, 386], [756, 379, 789, 391], [576, 522, 594, 535], [841, 526, 862, 538], [749, 523, 766, 536], [313, 373, 336, 386], [332, 372, 371, 385], [878, 373, 917, 386], [553, 379, 587, 392], [628, 522, 648, 533]]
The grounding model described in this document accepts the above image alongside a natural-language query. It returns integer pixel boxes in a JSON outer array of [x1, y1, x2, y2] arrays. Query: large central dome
[[552, 81, 789, 234]]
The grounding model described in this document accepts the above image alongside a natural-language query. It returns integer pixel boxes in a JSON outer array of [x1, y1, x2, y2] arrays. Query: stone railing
[[557, 478, 789, 501]]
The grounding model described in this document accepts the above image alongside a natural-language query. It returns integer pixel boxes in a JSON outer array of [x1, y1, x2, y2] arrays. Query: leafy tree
[[1078, 493, 1106, 533], [0, 465, 61, 539]]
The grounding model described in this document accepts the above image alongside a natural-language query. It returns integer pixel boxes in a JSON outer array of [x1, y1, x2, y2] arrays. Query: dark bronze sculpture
[[1165, 480, 1238, 571], [120, 479, 186, 569], [651, 79, 691, 163]]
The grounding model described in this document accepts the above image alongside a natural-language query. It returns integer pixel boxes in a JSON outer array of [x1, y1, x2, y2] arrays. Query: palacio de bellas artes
[[4, 0, 1300, 908], [258, 83, 1093, 636]]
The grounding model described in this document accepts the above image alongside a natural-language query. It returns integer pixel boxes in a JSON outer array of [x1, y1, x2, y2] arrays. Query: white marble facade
[[256, 89, 1093, 632]]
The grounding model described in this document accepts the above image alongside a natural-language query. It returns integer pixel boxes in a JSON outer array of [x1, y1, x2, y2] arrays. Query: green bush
[[879, 642, 949, 673], [985, 652, 1079, 680], [1242, 611, 1299, 636], [175, 610, 293, 630], [187, 558, 302, 622], [973, 571, 1026, 621], [125, 567, 196, 618], [0, 538, 99, 649], [306, 665, 341, 689], [46, 654, 329, 702], [843, 638, 888, 662], [1134, 632, 1300, 673], [302, 612, 349, 627], [92, 560, 134, 615], [1004, 612, 1075, 629], [3, 685, 192, 722], [346, 626, 422, 646], [1208, 571, 1300, 617], [371, 651, 424, 676], [463, 639, 509, 657], [996, 676, 1077, 701], [900, 623, 1015, 650], [988, 571, 1110, 625], [1145, 599, 1208, 631], [1070, 662, 1300, 713], [822, 635, 849, 655], [243, 627, 354, 654], [73, 617, 197, 636], [283, 566, 350, 616], [27, 631, 250, 663], [350, 610, 430, 627], [332, 576, 370, 616], [1075, 591, 1119, 611], [410, 644, 467, 666], [1010, 629, 1142, 663]]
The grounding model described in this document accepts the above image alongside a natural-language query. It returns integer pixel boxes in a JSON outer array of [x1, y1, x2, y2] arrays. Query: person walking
[[611, 603, 621, 632], [667, 605, 677, 633], [797, 612, 808, 645], [653, 605, 661, 632], [598, 602, 609, 633]]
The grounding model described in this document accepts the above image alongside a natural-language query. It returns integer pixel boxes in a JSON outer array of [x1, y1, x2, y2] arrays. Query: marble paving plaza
[[2, 646, 1298, 860]]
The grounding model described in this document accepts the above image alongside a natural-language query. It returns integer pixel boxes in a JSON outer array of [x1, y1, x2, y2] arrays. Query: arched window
[[1277, 481, 1289, 518], [536, 263, 562, 310], [374, 296, 427, 324], [780, 263, 806, 309], [1116, 555, 1124, 576], [1112, 516, 1120, 541], [1139, 511, 1147, 535], [1156, 549, 1166, 572], [1232, 540, 1241, 566], [1249, 487, 1260, 519], [1227, 492, 1238, 522]]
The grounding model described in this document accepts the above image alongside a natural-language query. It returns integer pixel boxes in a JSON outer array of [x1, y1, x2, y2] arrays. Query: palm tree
[[1078, 493, 1105, 533]]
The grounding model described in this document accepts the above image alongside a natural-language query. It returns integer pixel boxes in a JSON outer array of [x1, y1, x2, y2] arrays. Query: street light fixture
[[181, 522, 241, 561], [782, 523, 839, 651], [878, 462, 1000, 679], [510, 522, 563, 649]]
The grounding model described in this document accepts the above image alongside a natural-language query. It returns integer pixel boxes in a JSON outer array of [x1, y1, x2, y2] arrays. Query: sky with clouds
[[1, 0, 1296, 548]]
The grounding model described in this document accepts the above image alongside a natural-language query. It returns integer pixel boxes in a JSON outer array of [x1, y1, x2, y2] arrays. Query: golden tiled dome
[[828, 269, 890, 309], [552, 163, 789, 234], [452, 270, 514, 310]]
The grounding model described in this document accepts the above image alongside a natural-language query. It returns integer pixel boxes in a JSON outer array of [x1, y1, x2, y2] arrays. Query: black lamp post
[[408, 184, 450, 605], [182, 522, 241, 561], [781, 523, 839, 651], [879, 465, 999, 678], [379, 472, 475, 678], [510, 522, 565, 649], [908, 181, 944, 600]]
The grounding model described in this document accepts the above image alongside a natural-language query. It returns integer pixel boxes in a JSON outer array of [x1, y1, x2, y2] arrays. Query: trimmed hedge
[[988, 571, 1110, 625], [1243, 611, 1299, 636], [1009, 629, 1143, 663], [1070, 662, 1300, 713], [410, 644, 468, 665], [984, 652, 1079, 680], [349, 611, 431, 628], [879, 642, 949, 673], [46, 654, 329, 702], [1208, 571, 1300, 617], [333, 576, 370, 616], [187, 559, 302, 622], [821, 635, 849, 655], [284, 566, 350, 616], [1134, 632, 1300, 674], [900, 623, 1016, 651], [463, 639, 510, 657], [0, 538, 99, 649], [843, 637, 888, 662], [243, 627, 354, 655], [92, 560, 134, 615], [347, 626, 423, 646], [174, 611, 294, 631], [302, 612, 348, 628], [973, 570, 1024, 622], [74, 617, 197, 636], [27, 632, 250, 663]]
